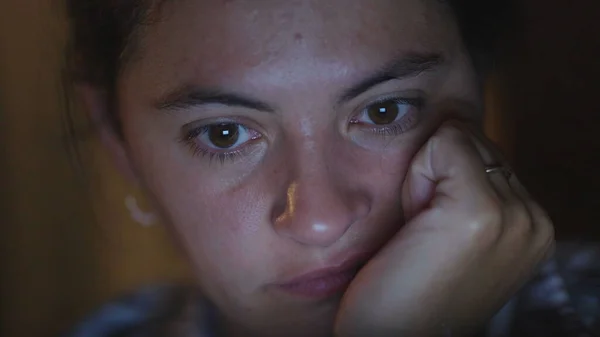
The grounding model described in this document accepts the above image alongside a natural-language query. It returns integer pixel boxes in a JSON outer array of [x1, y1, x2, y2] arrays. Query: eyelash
[[181, 96, 424, 164], [180, 126, 257, 164]]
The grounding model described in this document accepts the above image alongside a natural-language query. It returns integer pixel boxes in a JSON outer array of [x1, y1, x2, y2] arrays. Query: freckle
[[294, 32, 303, 42]]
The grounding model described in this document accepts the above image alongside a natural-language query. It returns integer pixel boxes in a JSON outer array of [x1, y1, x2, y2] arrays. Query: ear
[[76, 83, 139, 183]]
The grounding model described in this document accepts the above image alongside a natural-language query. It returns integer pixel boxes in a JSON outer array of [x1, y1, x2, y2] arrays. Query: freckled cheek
[[159, 185, 272, 287]]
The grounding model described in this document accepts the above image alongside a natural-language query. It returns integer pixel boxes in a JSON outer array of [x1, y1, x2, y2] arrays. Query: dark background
[[0, 0, 598, 336], [499, 0, 600, 239]]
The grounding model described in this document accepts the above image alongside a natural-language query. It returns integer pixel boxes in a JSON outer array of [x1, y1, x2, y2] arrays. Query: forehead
[[121, 0, 460, 97]]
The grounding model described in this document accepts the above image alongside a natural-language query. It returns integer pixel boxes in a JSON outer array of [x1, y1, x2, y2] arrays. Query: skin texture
[[81, 0, 554, 336]]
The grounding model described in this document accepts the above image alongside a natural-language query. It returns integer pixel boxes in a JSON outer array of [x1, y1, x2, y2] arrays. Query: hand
[[335, 122, 555, 337]]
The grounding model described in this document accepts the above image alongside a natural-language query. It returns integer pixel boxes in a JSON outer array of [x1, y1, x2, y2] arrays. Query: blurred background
[[0, 1, 598, 336]]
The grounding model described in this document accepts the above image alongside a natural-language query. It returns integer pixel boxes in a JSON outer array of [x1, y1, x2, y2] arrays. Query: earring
[[125, 195, 158, 227]]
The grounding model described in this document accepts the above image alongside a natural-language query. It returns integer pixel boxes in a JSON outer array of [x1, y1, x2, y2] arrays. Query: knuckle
[[466, 217, 503, 248], [479, 195, 504, 222], [506, 200, 534, 237], [534, 226, 556, 263], [536, 210, 556, 248], [434, 123, 469, 147], [467, 198, 505, 246]]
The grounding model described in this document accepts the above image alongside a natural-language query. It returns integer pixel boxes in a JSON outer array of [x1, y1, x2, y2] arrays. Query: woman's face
[[113, 0, 481, 335]]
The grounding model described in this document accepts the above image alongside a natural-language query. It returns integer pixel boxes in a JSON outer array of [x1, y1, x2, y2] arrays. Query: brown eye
[[208, 123, 240, 148], [366, 100, 400, 125]]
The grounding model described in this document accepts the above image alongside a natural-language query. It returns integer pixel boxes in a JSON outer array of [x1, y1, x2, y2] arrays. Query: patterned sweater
[[65, 242, 600, 337]]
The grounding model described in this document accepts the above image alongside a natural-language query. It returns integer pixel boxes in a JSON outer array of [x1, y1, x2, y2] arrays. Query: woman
[[63, 0, 575, 336]]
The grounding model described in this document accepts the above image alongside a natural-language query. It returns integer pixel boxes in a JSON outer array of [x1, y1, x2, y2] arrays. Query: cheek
[[322, 140, 422, 249], [343, 139, 424, 222], [348, 133, 426, 188], [128, 144, 271, 289], [157, 176, 269, 273], [157, 180, 275, 299], [120, 112, 278, 294]]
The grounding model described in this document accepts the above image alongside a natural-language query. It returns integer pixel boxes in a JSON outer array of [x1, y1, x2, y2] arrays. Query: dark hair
[[448, 0, 517, 74], [64, 1, 154, 138]]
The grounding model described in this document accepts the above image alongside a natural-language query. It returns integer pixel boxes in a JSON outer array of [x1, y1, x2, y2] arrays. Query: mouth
[[273, 252, 373, 300]]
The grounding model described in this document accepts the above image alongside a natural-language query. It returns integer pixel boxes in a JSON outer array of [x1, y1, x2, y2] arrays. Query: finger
[[457, 124, 514, 201], [457, 130, 540, 252], [460, 122, 510, 164], [459, 128, 555, 263], [402, 121, 499, 221], [495, 171, 550, 240], [458, 127, 546, 259], [468, 131, 530, 201], [459, 127, 554, 242]]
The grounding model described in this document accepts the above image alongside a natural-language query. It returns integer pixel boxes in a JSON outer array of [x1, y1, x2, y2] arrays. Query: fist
[[335, 122, 555, 337]]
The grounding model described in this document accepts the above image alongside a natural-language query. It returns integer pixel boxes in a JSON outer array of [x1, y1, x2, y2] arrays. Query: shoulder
[[487, 241, 600, 337], [64, 285, 216, 337]]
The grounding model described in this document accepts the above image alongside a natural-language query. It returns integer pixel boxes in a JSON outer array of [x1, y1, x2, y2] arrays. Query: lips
[[274, 252, 373, 299]]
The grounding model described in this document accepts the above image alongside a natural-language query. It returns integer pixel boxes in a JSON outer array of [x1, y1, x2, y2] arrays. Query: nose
[[272, 165, 371, 247]]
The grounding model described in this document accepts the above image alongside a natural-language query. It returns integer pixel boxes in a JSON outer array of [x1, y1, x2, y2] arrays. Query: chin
[[229, 299, 340, 337]]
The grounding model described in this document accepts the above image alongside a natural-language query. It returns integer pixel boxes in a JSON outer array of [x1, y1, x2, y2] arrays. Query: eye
[[202, 123, 248, 149], [357, 99, 415, 126], [351, 97, 423, 137], [181, 122, 262, 162]]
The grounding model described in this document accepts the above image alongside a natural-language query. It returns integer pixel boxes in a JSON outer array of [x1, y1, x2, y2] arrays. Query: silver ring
[[485, 165, 513, 180]]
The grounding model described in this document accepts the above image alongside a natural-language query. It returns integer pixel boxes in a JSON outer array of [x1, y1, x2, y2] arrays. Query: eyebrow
[[155, 52, 443, 112], [156, 87, 276, 112], [337, 53, 443, 104]]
